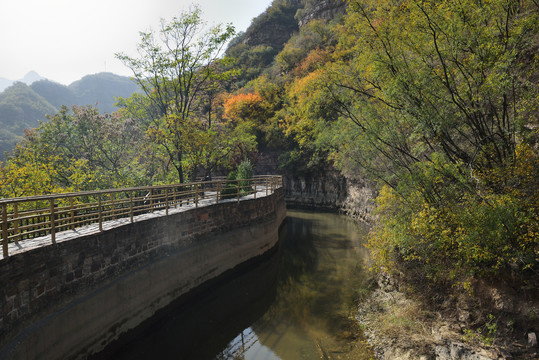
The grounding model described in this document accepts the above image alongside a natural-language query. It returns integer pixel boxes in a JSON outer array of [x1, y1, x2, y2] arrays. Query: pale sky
[[0, 0, 273, 85]]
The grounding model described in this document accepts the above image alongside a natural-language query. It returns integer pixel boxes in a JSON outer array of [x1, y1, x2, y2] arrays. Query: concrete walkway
[[1, 186, 273, 260]]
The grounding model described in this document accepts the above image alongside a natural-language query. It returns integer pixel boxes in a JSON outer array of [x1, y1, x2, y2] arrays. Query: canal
[[94, 210, 374, 359]]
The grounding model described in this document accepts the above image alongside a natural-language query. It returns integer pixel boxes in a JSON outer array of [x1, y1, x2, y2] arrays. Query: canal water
[[95, 210, 374, 359]]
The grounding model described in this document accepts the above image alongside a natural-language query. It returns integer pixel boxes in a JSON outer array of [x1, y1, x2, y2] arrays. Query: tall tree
[[116, 6, 235, 183], [331, 0, 538, 278]]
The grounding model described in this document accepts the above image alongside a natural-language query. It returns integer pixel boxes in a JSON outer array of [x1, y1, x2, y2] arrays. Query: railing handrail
[[0, 175, 280, 205], [0, 175, 283, 258]]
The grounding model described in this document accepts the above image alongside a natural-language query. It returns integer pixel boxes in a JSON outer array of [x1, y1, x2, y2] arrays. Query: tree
[[223, 92, 266, 124], [274, 0, 537, 280], [329, 0, 538, 279], [0, 105, 149, 198], [116, 5, 235, 183], [332, 0, 537, 192]]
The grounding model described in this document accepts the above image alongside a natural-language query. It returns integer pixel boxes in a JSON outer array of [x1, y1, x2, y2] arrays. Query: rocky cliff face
[[255, 151, 375, 222], [241, 1, 300, 50], [239, 0, 348, 51], [296, 0, 348, 27], [283, 171, 375, 223]]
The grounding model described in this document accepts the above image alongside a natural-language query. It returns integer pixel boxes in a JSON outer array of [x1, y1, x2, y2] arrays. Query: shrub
[[236, 159, 254, 194], [368, 144, 539, 284], [220, 170, 238, 199]]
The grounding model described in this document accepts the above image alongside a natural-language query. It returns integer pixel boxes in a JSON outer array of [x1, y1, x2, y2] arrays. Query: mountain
[[0, 78, 12, 92], [29, 72, 139, 113], [0, 71, 47, 92], [225, 0, 346, 86], [20, 71, 45, 85], [0, 82, 58, 156], [30, 80, 77, 109], [0, 72, 139, 159], [296, 0, 347, 27], [240, 0, 301, 50], [68, 72, 139, 112]]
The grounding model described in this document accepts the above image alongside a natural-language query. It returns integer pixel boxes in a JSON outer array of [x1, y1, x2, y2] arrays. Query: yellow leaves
[[368, 153, 538, 280], [0, 148, 62, 198], [292, 48, 332, 77]]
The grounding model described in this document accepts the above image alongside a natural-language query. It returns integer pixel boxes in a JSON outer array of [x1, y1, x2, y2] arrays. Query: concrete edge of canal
[[0, 188, 286, 360]]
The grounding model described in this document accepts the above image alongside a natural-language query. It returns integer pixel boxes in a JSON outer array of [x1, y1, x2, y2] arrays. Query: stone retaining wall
[[0, 189, 286, 360]]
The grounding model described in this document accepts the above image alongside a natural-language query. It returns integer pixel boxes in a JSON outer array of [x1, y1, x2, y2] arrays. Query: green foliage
[[276, 19, 338, 73], [226, 44, 278, 86], [220, 170, 239, 199], [368, 144, 538, 280], [0, 75, 140, 160], [263, 0, 539, 284], [221, 159, 254, 199], [463, 314, 498, 347], [236, 159, 254, 193], [0, 105, 152, 198], [116, 5, 236, 183]]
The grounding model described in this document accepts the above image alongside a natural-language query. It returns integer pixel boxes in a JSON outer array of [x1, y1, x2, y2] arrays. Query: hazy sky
[[0, 0, 273, 85]]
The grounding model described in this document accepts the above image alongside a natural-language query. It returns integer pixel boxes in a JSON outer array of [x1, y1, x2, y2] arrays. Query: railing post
[[13, 203, 19, 244], [70, 197, 75, 230], [216, 182, 220, 203], [254, 178, 257, 199], [50, 199, 56, 244], [150, 189, 154, 213], [165, 188, 169, 215], [2, 203, 9, 258], [98, 194, 103, 232], [237, 180, 240, 203], [130, 191, 134, 223], [195, 184, 199, 208], [110, 193, 115, 220]]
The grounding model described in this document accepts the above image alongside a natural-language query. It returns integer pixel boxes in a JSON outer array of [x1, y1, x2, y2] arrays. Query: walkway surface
[[1, 187, 272, 260]]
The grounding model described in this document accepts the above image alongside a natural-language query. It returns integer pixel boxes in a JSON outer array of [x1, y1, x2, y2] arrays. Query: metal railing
[[0, 175, 283, 258]]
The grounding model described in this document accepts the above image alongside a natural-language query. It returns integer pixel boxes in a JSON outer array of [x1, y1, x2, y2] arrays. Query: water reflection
[[94, 210, 373, 360], [240, 210, 373, 360]]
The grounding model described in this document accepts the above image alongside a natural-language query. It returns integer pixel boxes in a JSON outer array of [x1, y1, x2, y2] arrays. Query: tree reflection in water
[[94, 210, 374, 360]]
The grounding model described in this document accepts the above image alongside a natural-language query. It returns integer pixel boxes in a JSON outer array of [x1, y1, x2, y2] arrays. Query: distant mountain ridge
[[0, 72, 139, 159], [0, 71, 46, 92]]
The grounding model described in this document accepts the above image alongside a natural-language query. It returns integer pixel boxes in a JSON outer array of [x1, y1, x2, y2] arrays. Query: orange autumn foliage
[[222, 92, 266, 123]]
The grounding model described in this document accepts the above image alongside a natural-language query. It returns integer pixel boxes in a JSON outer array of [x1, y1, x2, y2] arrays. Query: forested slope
[[0, 73, 139, 158]]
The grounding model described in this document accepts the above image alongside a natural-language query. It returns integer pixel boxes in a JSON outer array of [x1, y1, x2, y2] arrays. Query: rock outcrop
[[238, 0, 348, 51], [283, 170, 375, 222], [296, 0, 348, 27], [241, 1, 300, 51]]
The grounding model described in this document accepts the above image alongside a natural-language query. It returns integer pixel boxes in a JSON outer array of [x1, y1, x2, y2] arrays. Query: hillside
[[225, 0, 345, 86], [0, 83, 57, 156], [0, 73, 139, 159], [68, 73, 140, 112], [30, 80, 77, 109]]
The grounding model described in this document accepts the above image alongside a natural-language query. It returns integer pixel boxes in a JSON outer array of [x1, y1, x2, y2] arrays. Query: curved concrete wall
[[0, 189, 286, 360]]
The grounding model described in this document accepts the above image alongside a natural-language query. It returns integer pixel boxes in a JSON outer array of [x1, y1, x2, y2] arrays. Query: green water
[[96, 210, 374, 359]]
